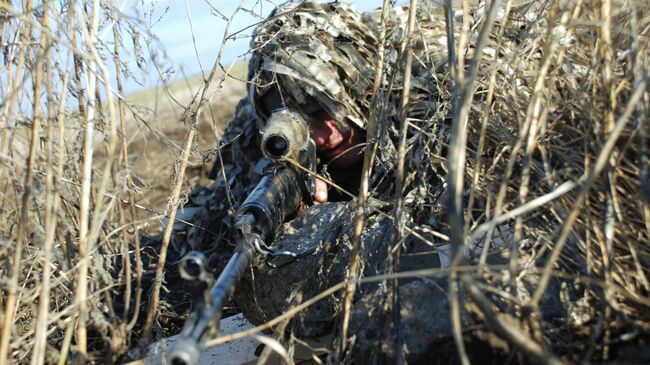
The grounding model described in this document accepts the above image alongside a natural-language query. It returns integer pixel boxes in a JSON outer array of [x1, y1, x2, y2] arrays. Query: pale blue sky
[[121, 0, 384, 92]]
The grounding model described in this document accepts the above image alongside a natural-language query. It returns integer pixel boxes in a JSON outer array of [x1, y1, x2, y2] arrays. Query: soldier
[[176, 0, 596, 363], [177, 1, 457, 362], [172, 0, 650, 362]]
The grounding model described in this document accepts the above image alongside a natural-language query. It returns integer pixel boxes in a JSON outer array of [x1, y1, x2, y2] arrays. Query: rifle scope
[[261, 109, 311, 162]]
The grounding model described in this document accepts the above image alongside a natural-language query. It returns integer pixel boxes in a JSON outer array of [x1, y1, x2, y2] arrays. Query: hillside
[[122, 64, 248, 212]]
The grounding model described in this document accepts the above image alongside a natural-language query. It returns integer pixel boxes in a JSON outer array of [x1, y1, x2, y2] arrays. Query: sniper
[[162, 0, 647, 364], [169, 1, 452, 362]]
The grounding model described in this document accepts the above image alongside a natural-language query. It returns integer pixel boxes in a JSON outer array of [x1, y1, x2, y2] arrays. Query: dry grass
[[0, 0, 649, 364], [0, 1, 246, 362]]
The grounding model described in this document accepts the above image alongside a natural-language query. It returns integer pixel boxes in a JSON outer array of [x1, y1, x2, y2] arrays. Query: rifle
[[169, 109, 317, 365]]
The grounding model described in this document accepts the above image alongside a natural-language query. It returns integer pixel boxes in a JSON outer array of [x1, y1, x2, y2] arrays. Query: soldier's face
[[308, 110, 364, 169], [308, 109, 365, 204]]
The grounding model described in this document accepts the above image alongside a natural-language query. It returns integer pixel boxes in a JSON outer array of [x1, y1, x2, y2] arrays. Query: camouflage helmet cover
[[247, 1, 380, 132]]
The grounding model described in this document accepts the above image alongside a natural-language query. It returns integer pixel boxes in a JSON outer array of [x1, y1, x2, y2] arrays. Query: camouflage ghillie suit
[[173, 0, 650, 363], [177, 2, 456, 361], [188, 0, 452, 252]]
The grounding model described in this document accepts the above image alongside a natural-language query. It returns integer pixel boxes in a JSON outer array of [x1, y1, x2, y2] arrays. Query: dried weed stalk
[[0, 0, 241, 363], [1, 0, 650, 364]]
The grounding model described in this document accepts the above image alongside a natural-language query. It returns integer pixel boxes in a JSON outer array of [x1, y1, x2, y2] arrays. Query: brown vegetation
[[0, 0, 649, 364]]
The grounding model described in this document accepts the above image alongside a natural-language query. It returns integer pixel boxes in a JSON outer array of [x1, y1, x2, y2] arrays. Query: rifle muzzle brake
[[169, 336, 201, 365]]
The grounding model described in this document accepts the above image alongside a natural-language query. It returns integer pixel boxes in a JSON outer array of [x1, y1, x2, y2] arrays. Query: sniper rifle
[[169, 109, 317, 365]]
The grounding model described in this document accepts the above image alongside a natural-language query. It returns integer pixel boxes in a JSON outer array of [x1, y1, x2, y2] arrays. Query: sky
[[119, 0, 385, 93]]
